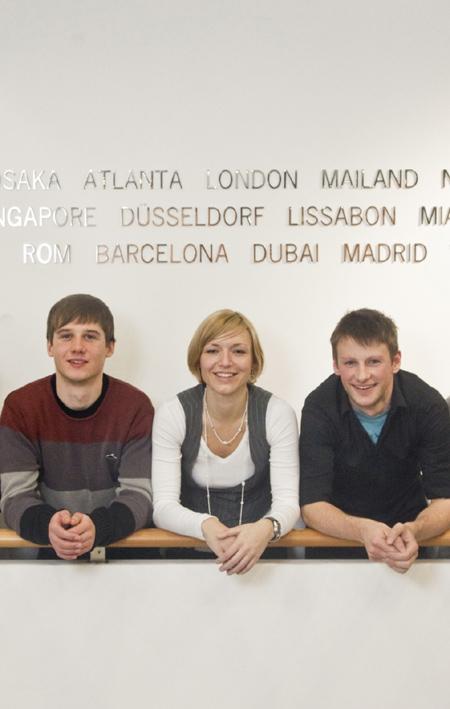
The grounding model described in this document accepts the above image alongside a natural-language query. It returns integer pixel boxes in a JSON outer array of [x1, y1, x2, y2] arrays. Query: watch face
[[268, 517, 281, 541]]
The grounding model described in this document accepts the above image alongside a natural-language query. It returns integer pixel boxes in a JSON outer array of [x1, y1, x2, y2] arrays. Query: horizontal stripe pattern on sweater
[[0, 375, 153, 542]]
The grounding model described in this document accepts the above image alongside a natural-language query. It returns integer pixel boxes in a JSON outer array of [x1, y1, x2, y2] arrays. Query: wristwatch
[[266, 516, 281, 542]]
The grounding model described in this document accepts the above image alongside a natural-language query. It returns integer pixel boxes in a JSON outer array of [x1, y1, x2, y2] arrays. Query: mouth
[[67, 359, 88, 367], [213, 372, 236, 379], [352, 383, 376, 392]]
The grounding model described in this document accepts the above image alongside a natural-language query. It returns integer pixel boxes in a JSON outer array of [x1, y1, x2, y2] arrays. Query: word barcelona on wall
[[2, 166, 449, 268]]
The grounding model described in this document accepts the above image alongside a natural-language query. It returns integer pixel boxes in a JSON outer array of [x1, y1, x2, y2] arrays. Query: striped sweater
[[0, 375, 153, 545]]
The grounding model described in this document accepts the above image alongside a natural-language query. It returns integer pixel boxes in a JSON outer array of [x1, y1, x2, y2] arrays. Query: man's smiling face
[[47, 319, 114, 388], [333, 337, 401, 416]]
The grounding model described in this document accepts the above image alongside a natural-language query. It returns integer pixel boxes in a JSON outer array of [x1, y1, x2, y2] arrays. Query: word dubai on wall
[[1, 167, 450, 266]]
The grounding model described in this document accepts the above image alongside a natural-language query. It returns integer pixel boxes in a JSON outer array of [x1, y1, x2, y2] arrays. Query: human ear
[[392, 351, 401, 373]]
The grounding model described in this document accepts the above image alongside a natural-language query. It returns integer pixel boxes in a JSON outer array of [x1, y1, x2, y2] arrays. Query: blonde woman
[[152, 310, 299, 574]]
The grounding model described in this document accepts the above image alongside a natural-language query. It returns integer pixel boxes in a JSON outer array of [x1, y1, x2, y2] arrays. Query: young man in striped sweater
[[0, 294, 153, 559]]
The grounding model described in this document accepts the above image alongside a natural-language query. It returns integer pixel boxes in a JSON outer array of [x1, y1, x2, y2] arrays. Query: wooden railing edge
[[1, 527, 450, 549]]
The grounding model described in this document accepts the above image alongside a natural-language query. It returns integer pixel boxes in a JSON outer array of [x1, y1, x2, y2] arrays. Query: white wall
[[1, 559, 450, 709], [1, 0, 450, 411], [1, 6, 450, 707]]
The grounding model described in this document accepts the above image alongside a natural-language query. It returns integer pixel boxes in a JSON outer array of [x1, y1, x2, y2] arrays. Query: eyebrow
[[55, 327, 102, 335], [206, 341, 249, 347]]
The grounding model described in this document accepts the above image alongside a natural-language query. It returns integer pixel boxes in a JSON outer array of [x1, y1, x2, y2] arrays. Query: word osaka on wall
[[1, 166, 448, 266]]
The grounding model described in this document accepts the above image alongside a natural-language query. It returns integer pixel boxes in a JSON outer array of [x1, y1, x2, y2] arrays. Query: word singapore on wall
[[2, 167, 450, 267]]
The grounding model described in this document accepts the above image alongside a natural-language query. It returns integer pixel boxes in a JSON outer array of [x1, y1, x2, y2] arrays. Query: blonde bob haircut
[[187, 309, 264, 384]]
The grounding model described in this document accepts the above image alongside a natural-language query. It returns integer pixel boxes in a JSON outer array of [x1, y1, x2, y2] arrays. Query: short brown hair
[[331, 308, 399, 360], [187, 309, 264, 383], [46, 294, 115, 343]]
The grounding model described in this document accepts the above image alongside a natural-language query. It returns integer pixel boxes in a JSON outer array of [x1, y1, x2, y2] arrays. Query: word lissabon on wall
[[3, 165, 449, 268]]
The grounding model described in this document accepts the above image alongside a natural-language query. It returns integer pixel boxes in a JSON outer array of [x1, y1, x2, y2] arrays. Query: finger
[[236, 557, 258, 575], [226, 553, 252, 575], [53, 527, 80, 542], [386, 523, 405, 545], [387, 559, 413, 573], [216, 541, 241, 564], [53, 548, 82, 560], [79, 544, 93, 555], [368, 541, 393, 557], [70, 519, 89, 534], [75, 539, 95, 556], [385, 544, 418, 562], [58, 509, 72, 523], [71, 513, 92, 530], [387, 563, 409, 575], [53, 539, 83, 553], [219, 548, 246, 572], [56, 552, 79, 560], [370, 530, 393, 550], [368, 551, 390, 562], [227, 561, 250, 575], [387, 551, 417, 568], [216, 528, 240, 540], [391, 535, 407, 553]]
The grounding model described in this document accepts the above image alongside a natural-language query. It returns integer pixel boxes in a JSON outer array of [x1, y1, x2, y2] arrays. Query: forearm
[[266, 466, 300, 535], [405, 499, 450, 541], [153, 499, 212, 539], [265, 502, 299, 536], [266, 397, 300, 535], [115, 473, 152, 528], [301, 501, 374, 544], [19, 503, 57, 544], [152, 440, 212, 538], [89, 501, 137, 546], [1, 469, 53, 541], [152, 398, 214, 538], [88, 479, 152, 547]]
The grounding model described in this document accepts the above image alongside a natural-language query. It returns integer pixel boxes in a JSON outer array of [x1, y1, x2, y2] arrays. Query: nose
[[355, 364, 369, 381], [71, 336, 86, 352], [218, 349, 231, 367]]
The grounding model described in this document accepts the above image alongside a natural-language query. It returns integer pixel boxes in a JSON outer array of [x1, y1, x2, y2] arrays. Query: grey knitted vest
[[178, 383, 272, 527]]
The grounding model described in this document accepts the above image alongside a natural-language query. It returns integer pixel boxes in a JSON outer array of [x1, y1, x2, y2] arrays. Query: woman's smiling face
[[199, 329, 253, 396]]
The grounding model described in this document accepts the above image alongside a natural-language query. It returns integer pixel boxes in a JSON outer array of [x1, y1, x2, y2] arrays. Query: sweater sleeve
[[264, 396, 300, 535], [0, 395, 56, 543], [152, 398, 212, 539], [89, 394, 154, 545]]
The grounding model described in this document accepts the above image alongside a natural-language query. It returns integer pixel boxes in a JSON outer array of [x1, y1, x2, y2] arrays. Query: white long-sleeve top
[[152, 394, 300, 539]]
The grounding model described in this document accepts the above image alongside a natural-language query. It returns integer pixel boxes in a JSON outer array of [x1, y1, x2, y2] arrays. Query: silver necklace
[[202, 402, 246, 525], [203, 390, 248, 446]]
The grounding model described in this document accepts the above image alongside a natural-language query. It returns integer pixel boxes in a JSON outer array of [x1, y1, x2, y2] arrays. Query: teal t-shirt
[[354, 408, 388, 444]]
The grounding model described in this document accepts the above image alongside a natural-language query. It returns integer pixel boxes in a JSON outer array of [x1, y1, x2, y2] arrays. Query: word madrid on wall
[[1, 167, 449, 266]]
